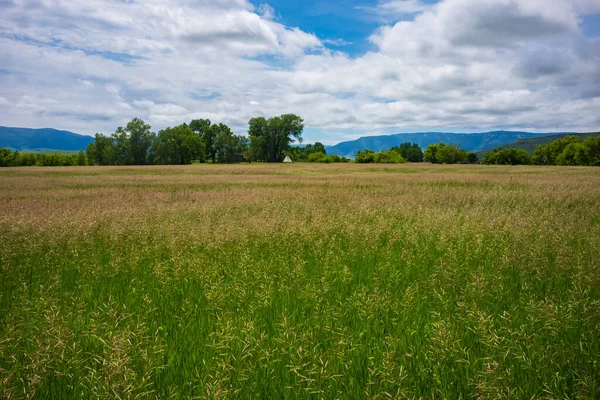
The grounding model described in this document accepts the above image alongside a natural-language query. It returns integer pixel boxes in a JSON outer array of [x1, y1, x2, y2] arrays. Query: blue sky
[[0, 0, 599, 144], [247, 0, 441, 55]]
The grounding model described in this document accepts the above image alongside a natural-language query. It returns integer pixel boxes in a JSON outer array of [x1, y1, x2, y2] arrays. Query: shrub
[[374, 150, 406, 164], [355, 150, 376, 163], [482, 148, 531, 165], [425, 143, 468, 164], [307, 151, 327, 163]]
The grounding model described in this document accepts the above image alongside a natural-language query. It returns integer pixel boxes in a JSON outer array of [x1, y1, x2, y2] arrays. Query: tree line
[[355, 142, 477, 164], [355, 134, 600, 166], [84, 114, 343, 166], [0, 148, 87, 167], [482, 135, 600, 166], [1, 118, 598, 167], [86, 118, 251, 166]]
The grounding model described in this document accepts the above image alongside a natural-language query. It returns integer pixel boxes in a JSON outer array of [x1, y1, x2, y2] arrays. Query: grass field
[[1, 163, 599, 399]]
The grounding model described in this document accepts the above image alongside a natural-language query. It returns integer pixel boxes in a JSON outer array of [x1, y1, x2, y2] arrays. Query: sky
[[0, 0, 599, 144]]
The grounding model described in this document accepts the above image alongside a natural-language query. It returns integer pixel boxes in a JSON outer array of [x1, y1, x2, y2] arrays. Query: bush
[[425, 143, 468, 164], [556, 143, 580, 166], [374, 150, 406, 164], [0, 148, 17, 167], [391, 143, 423, 162], [355, 149, 406, 164], [575, 136, 600, 166], [355, 150, 376, 163], [307, 151, 327, 163], [468, 153, 479, 163], [482, 148, 531, 165], [532, 135, 580, 165]]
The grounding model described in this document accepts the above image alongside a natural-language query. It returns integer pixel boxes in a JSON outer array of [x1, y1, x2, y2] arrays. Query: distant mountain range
[[0, 126, 94, 152], [325, 131, 569, 158]]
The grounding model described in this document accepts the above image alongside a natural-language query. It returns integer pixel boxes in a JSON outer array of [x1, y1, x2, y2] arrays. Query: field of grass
[[1, 163, 599, 399]]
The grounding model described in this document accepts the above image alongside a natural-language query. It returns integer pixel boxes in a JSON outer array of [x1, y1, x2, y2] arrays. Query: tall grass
[[1, 164, 599, 398]]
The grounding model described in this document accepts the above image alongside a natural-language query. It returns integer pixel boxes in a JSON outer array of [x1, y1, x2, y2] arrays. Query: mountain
[[0, 126, 94, 152], [475, 132, 600, 156], [325, 131, 563, 158]]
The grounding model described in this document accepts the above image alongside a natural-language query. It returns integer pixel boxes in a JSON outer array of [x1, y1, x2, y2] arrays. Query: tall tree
[[424, 143, 441, 164], [77, 151, 87, 166], [482, 148, 531, 165], [190, 119, 216, 163], [214, 124, 247, 163], [90, 133, 116, 165], [532, 135, 581, 165], [424, 143, 467, 164], [248, 114, 304, 162], [391, 143, 424, 162], [575, 135, 600, 166], [85, 142, 97, 165], [111, 127, 131, 165], [155, 124, 206, 165], [124, 118, 153, 165], [248, 117, 269, 162]]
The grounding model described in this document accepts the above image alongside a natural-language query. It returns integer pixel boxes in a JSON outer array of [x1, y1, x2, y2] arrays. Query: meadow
[[1, 163, 599, 399]]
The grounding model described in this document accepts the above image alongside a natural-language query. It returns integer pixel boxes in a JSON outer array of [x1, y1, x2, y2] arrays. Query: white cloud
[[322, 38, 353, 46], [258, 3, 276, 20], [105, 84, 121, 95], [571, 0, 600, 14], [0, 0, 598, 139], [359, 0, 431, 15]]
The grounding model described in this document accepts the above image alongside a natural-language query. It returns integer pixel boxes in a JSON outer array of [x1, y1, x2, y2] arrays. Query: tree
[[87, 119, 154, 166], [391, 143, 423, 162], [298, 142, 327, 161], [213, 124, 247, 163], [355, 149, 376, 163], [111, 127, 131, 165], [86, 143, 97, 165], [468, 153, 479, 163], [20, 152, 37, 166], [437, 144, 468, 164], [248, 114, 304, 162], [575, 135, 600, 166], [556, 143, 581, 166], [425, 143, 467, 164], [90, 133, 115, 165], [424, 143, 440, 163], [532, 135, 580, 165], [305, 142, 326, 156], [77, 150, 87, 166], [307, 151, 327, 162], [482, 148, 531, 165], [155, 124, 206, 165], [125, 118, 153, 165], [374, 150, 406, 164], [248, 134, 266, 163], [0, 148, 16, 167], [189, 119, 215, 163]]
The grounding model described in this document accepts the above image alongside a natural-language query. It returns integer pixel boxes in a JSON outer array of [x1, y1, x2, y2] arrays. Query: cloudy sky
[[0, 0, 599, 143]]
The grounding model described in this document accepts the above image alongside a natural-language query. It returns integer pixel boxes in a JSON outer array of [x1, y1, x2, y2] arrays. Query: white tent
[[283, 156, 293, 163]]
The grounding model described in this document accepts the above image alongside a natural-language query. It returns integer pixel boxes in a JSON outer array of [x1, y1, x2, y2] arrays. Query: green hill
[[0, 126, 94, 151], [476, 132, 600, 156]]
